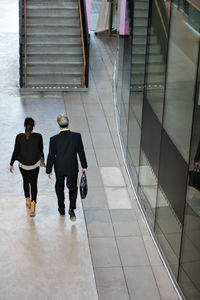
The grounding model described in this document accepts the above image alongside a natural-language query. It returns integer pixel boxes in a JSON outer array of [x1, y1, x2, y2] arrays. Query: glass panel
[[138, 150, 158, 227], [155, 186, 182, 276], [137, 0, 170, 227], [146, 0, 170, 121], [116, 0, 132, 147], [155, 2, 200, 282], [188, 3, 200, 34], [163, 4, 199, 162], [127, 93, 143, 186], [179, 78, 200, 298]]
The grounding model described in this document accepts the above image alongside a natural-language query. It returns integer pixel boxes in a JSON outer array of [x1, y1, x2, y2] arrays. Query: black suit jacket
[[46, 130, 87, 176]]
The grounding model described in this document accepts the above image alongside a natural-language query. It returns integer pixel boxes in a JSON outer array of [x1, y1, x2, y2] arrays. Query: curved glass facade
[[116, 0, 200, 298]]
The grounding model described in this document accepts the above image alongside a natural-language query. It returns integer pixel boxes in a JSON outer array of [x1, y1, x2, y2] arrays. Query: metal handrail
[[78, 0, 86, 88], [24, 0, 27, 87], [155, 0, 168, 40]]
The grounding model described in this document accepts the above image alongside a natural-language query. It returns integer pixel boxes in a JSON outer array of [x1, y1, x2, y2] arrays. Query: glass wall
[[155, 2, 199, 278], [115, 0, 200, 298]]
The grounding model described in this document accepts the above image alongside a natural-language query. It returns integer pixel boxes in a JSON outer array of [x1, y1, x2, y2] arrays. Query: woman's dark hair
[[24, 117, 35, 139]]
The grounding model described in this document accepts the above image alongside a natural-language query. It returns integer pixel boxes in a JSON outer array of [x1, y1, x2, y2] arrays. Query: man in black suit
[[46, 114, 87, 217]]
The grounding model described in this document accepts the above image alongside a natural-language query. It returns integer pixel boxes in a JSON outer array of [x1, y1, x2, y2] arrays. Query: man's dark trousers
[[55, 174, 78, 210]]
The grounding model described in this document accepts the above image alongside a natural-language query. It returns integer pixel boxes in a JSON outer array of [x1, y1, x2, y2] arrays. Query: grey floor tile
[[81, 92, 101, 104], [111, 132, 121, 149], [117, 236, 150, 266], [86, 167, 104, 187], [82, 187, 108, 210], [85, 148, 98, 167], [95, 267, 130, 300], [91, 131, 114, 149], [152, 265, 179, 300], [65, 102, 85, 117], [89, 237, 121, 267], [106, 116, 118, 132], [95, 148, 119, 167], [69, 116, 89, 132], [85, 209, 114, 237], [124, 266, 161, 300], [100, 167, 126, 187], [110, 210, 140, 236], [63, 93, 82, 104], [81, 131, 94, 150], [143, 235, 163, 266], [84, 102, 104, 117], [105, 187, 132, 209], [87, 115, 110, 133], [135, 209, 149, 236], [102, 103, 115, 117]]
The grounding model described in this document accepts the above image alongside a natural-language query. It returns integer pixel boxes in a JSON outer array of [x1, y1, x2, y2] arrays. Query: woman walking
[[9, 117, 44, 217]]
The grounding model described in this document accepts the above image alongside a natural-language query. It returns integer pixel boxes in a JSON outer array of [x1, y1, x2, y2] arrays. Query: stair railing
[[152, 0, 169, 62], [24, 0, 27, 88], [78, 0, 86, 88], [155, 0, 168, 40]]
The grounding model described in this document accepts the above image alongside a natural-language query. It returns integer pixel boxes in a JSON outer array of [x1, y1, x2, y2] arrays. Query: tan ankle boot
[[26, 197, 31, 209], [30, 201, 36, 217]]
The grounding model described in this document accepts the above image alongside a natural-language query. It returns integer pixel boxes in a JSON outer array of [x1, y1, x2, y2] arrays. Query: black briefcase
[[189, 167, 200, 191], [79, 172, 88, 199]]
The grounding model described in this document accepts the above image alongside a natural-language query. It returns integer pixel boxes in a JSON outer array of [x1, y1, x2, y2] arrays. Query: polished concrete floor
[[0, 1, 180, 299]]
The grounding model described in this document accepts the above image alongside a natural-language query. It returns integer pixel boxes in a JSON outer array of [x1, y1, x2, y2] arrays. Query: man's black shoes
[[68, 209, 76, 219], [58, 208, 65, 215]]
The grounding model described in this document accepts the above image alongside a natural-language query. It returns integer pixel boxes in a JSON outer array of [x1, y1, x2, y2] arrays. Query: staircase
[[21, 0, 86, 90], [131, 0, 165, 91]]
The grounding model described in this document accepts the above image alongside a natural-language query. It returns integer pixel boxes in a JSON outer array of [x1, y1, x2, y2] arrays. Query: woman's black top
[[10, 133, 44, 166]]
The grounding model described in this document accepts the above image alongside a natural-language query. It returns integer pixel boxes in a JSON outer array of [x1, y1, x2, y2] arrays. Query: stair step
[[26, 25, 80, 35], [28, 16, 79, 25], [26, 45, 82, 54], [27, 54, 83, 63], [27, 75, 82, 86], [135, 1, 149, 9], [26, 64, 83, 73], [132, 54, 146, 64], [133, 26, 148, 35], [131, 64, 145, 74], [134, 17, 148, 27], [134, 9, 149, 18], [132, 44, 161, 55], [26, 8, 78, 17], [132, 63, 165, 74], [134, 35, 157, 44], [146, 73, 165, 83], [26, 1, 78, 8], [27, 35, 81, 44], [131, 73, 165, 84], [132, 54, 163, 64]]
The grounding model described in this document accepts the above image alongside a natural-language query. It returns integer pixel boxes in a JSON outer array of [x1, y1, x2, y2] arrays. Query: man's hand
[[195, 162, 200, 167], [47, 173, 52, 179], [82, 168, 87, 173], [9, 165, 13, 173]]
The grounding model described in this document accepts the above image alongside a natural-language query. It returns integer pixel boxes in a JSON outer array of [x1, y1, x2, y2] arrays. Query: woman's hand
[[9, 165, 13, 173], [82, 168, 87, 173], [40, 159, 46, 168]]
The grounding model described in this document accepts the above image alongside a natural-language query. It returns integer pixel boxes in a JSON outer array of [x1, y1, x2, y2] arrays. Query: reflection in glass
[[179, 86, 200, 298], [163, 5, 199, 162], [127, 93, 143, 186], [145, 0, 169, 121], [138, 150, 158, 227], [155, 186, 182, 277]]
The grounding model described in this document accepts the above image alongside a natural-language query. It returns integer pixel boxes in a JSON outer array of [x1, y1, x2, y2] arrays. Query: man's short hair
[[57, 114, 69, 128]]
